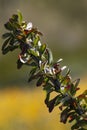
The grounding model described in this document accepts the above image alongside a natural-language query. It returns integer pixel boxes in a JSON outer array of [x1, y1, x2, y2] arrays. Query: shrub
[[2, 11, 87, 130]]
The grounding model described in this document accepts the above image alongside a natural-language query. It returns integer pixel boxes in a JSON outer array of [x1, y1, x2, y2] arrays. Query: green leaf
[[33, 36, 39, 46], [83, 90, 87, 95], [61, 69, 71, 83], [17, 59, 23, 69], [2, 46, 10, 54], [2, 37, 11, 51], [12, 14, 18, 22], [82, 90, 87, 103], [55, 95, 63, 106], [78, 120, 87, 127], [4, 22, 13, 31], [50, 77, 60, 91], [68, 112, 76, 123], [71, 122, 80, 130], [9, 37, 15, 45], [46, 95, 59, 112], [9, 45, 18, 51], [39, 43, 46, 54], [2, 44, 18, 55], [29, 49, 39, 57], [28, 67, 37, 82], [43, 83, 54, 93], [9, 37, 18, 46], [60, 107, 70, 124], [31, 55, 39, 63], [74, 78, 80, 88], [2, 33, 11, 39], [46, 48, 53, 64], [70, 83, 75, 96], [70, 79, 80, 96], [45, 93, 60, 113], [36, 76, 44, 87], [18, 11, 23, 25], [44, 77, 49, 84], [30, 67, 37, 75], [45, 93, 50, 107], [29, 62, 37, 67]]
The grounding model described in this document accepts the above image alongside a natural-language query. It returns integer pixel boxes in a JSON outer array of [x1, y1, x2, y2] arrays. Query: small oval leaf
[[2, 37, 11, 51], [4, 22, 13, 31], [2, 33, 11, 39], [36, 76, 44, 87]]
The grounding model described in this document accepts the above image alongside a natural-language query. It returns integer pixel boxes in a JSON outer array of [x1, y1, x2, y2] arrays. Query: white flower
[[19, 54, 30, 63], [61, 66, 67, 71], [39, 60, 42, 68], [26, 22, 33, 30], [26, 38, 32, 44], [44, 67, 53, 75], [44, 66, 56, 75], [30, 48, 40, 56], [60, 86, 65, 91], [57, 58, 63, 63], [38, 41, 42, 47], [51, 68, 56, 75]]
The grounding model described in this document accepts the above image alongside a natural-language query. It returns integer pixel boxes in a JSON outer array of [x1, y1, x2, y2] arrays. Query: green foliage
[[2, 12, 87, 130]]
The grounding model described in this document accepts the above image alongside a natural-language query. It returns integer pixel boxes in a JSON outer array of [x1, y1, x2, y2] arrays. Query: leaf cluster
[[2, 12, 87, 130]]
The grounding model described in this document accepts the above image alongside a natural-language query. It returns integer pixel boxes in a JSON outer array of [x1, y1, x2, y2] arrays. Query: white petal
[[19, 55, 30, 63], [39, 60, 42, 68], [44, 67, 53, 75], [51, 68, 56, 74], [20, 57, 27, 63], [60, 86, 65, 91], [57, 58, 63, 63], [26, 22, 33, 30], [26, 38, 32, 44], [61, 66, 67, 71], [38, 41, 42, 47], [29, 39, 33, 42]]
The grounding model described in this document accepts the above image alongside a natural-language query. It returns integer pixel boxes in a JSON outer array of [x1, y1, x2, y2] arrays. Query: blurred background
[[0, 0, 87, 130]]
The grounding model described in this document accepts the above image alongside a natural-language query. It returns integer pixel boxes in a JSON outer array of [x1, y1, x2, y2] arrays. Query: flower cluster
[[2, 12, 87, 130]]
